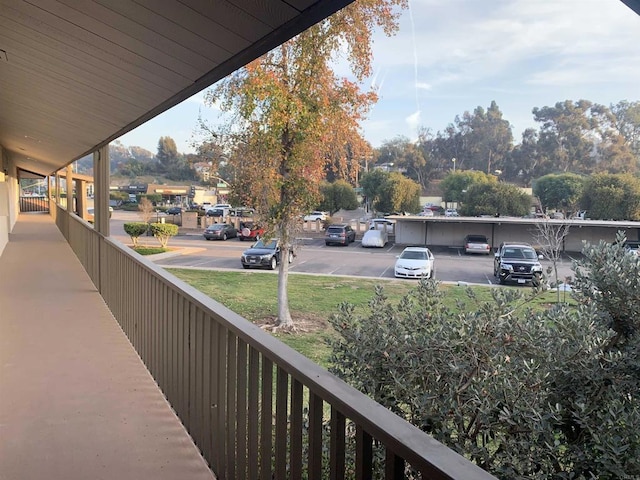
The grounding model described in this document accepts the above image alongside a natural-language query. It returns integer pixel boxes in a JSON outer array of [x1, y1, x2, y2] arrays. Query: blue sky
[[119, 0, 640, 155]]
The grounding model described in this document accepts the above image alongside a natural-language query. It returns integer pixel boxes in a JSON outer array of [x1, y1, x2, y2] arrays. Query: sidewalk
[[0, 214, 215, 480]]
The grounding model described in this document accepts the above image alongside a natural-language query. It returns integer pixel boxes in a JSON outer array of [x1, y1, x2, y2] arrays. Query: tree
[[506, 128, 540, 185], [318, 180, 359, 215], [138, 197, 155, 224], [611, 100, 640, 158], [123, 222, 149, 247], [156, 136, 180, 172], [580, 173, 640, 220], [533, 219, 571, 302], [590, 102, 639, 174], [201, 0, 407, 328], [532, 173, 585, 214], [328, 236, 640, 476], [440, 171, 495, 205], [149, 223, 178, 248], [360, 169, 390, 213], [376, 172, 420, 213], [461, 101, 513, 174], [376, 136, 430, 191], [460, 181, 531, 217], [424, 102, 513, 177], [532, 100, 597, 174], [156, 136, 195, 181]]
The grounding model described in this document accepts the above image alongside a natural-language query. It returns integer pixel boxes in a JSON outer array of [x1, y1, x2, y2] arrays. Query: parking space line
[[380, 265, 392, 277]]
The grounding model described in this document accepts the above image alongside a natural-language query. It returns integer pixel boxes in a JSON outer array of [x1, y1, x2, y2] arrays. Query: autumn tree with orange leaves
[[202, 0, 407, 328]]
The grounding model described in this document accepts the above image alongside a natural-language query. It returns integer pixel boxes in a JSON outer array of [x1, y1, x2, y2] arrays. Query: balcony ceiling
[[0, 0, 353, 176]]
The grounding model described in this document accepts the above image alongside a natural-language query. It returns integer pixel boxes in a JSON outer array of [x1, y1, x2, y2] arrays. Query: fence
[[56, 204, 495, 480]]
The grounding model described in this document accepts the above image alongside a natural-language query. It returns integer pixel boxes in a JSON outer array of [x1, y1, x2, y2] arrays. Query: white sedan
[[394, 246, 435, 279], [361, 228, 388, 248]]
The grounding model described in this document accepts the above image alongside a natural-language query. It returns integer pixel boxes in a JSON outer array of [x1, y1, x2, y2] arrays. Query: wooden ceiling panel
[[0, 0, 354, 175], [0, 2, 193, 88]]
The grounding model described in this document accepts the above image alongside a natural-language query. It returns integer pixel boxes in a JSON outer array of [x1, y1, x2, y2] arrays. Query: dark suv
[[325, 224, 356, 246], [493, 242, 543, 285]]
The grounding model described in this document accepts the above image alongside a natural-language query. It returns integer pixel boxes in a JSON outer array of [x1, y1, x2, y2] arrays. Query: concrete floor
[[0, 213, 215, 480]]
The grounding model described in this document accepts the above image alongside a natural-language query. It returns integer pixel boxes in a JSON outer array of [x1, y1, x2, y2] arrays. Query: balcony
[[0, 208, 496, 479]]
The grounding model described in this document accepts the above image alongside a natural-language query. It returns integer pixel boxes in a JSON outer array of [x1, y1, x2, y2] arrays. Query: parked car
[[238, 221, 265, 241], [166, 206, 183, 215], [361, 227, 388, 248], [368, 218, 395, 233], [325, 224, 356, 246], [417, 210, 434, 217], [394, 246, 435, 279], [463, 234, 491, 255], [206, 204, 232, 217], [203, 223, 237, 241], [241, 239, 294, 270], [303, 211, 328, 222], [230, 207, 255, 217], [624, 240, 640, 256], [493, 242, 543, 285], [445, 208, 459, 217], [86, 207, 113, 222], [205, 208, 225, 217]]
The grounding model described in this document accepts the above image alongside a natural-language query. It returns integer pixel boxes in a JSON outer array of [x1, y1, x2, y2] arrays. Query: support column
[[75, 179, 88, 220], [66, 164, 73, 212], [94, 145, 110, 237], [55, 172, 60, 206]]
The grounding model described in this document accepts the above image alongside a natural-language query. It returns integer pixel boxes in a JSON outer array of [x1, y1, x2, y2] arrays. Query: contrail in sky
[[407, 0, 421, 127]]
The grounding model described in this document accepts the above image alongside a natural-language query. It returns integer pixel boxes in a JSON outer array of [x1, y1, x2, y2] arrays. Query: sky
[[118, 0, 640, 155]]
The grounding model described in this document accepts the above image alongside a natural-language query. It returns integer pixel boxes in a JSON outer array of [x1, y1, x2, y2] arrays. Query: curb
[[146, 247, 206, 261]]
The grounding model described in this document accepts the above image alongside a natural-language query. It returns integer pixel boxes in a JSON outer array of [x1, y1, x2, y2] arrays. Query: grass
[[133, 246, 169, 255], [168, 269, 574, 366]]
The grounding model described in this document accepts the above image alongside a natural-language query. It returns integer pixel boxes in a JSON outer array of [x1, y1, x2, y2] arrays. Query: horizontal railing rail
[[58, 207, 495, 480]]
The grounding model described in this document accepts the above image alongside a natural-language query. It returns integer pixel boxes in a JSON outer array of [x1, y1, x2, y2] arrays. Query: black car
[[203, 223, 237, 241], [325, 224, 356, 246], [493, 242, 543, 285], [241, 239, 294, 270], [167, 206, 183, 215], [206, 208, 225, 217]]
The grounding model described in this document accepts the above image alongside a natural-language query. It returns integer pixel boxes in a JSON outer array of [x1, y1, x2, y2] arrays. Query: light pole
[[452, 158, 456, 173]]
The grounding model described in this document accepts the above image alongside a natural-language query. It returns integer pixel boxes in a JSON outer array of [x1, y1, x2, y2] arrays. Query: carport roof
[[388, 215, 640, 230], [0, 0, 353, 176]]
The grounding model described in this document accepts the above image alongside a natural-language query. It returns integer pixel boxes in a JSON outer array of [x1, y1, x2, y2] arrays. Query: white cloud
[[117, 0, 640, 154]]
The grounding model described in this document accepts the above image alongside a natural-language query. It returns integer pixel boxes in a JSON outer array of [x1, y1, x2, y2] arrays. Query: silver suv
[[493, 242, 543, 285]]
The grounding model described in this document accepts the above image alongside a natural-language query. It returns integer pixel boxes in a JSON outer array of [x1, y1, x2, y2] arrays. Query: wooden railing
[[19, 195, 49, 213], [57, 205, 495, 480]]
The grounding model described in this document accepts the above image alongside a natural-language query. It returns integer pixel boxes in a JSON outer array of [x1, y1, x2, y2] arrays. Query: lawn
[[168, 268, 572, 366]]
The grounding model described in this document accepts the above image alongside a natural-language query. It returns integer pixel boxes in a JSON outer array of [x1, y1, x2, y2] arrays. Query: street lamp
[[452, 158, 456, 173]]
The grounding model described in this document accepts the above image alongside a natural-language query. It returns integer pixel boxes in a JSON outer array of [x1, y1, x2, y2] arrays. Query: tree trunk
[[276, 245, 293, 328]]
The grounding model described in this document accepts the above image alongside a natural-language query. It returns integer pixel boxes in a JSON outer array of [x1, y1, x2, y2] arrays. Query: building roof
[[0, 1, 353, 176]]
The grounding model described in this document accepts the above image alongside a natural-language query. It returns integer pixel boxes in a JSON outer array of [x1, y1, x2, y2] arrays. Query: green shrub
[[328, 236, 640, 478], [123, 222, 149, 247], [149, 223, 178, 247], [120, 203, 140, 211]]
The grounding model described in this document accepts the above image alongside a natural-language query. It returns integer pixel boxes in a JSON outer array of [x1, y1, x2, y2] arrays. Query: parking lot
[[110, 211, 577, 286]]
